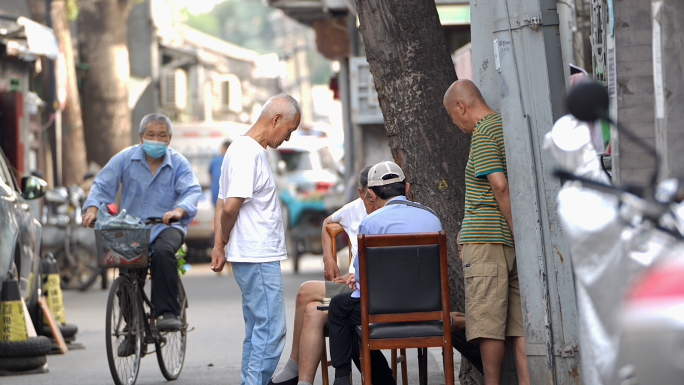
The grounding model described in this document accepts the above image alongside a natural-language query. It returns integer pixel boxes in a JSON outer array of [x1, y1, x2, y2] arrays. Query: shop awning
[[0, 15, 58, 60]]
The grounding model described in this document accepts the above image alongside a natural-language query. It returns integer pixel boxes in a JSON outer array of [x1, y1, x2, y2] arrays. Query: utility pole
[[478, 0, 581, 382], [652, 0, 684, 180], [44, 0, 61, 187]]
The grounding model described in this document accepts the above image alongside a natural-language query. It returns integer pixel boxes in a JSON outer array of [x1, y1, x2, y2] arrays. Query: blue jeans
[[232, 261, 287, 385]]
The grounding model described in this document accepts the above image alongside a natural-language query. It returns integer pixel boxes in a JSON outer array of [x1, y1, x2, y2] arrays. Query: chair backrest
[[326, 222, 353, 265], [358, 231, 449, 323]]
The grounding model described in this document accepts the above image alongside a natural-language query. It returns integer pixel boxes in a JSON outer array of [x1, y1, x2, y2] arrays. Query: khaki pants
[[463, 243, 525, 341]]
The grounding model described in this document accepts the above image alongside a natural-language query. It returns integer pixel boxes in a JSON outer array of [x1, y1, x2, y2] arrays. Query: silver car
[[0, 148, 46, 328]]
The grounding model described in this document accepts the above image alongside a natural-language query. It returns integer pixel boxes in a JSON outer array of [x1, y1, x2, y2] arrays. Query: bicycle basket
[[95, 228, 150, 268]]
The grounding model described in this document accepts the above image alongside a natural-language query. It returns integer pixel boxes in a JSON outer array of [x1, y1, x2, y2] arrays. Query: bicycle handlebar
[[88, 217, 179, 228]]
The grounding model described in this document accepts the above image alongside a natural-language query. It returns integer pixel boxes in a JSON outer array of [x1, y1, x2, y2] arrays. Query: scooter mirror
[[567, 82, 610, 122]]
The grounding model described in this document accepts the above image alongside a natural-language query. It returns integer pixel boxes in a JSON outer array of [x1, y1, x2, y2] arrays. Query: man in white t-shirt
[[212, 94, 301, 385], [269, 167, 375, 385]]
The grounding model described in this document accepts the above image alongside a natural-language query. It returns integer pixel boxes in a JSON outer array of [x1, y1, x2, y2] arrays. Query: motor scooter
[[544, 82, 684, 385]]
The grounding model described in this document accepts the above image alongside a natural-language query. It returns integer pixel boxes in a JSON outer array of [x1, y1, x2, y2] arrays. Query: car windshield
[[279, 151, 314, 171]]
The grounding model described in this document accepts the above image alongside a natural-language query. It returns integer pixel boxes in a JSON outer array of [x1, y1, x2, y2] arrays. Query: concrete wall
[[362, 124, 393, 168], [612, 0, 656, 187]]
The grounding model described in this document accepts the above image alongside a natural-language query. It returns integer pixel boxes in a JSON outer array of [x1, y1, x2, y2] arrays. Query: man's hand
[[333, 272, 352, 284], [450, 311, 466, 330], [82, 206, 98, 228], [211, 241, 227, 272], [323, 256, 341, 281], [162, 207, 186, 226], [346, 273, 357, 290]]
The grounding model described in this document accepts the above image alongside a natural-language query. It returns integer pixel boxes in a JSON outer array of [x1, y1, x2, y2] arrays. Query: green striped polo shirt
[[461, 113, 514, 247]]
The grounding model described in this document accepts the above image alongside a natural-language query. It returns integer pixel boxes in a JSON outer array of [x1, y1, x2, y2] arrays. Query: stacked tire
[[0, 277, 50, 372], [0, 337, 51, 371]]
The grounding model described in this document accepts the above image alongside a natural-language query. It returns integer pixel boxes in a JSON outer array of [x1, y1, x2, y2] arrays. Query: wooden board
[[39, 297, 68, 354], [22, 297, 37, 337]]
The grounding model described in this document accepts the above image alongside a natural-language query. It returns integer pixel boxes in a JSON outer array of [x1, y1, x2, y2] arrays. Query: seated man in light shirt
[[327, 161, 442, 385], [269, 166, 375, 385]]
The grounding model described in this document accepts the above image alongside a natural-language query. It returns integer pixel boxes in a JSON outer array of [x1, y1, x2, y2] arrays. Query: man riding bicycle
[[82, 113, 201, 337]]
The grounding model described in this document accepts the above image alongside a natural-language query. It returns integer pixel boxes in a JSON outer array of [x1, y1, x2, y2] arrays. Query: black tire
[[41, 323, 78, 338], [0, 337, 52, 358], [0, 355, 47, 371], [54, 242, 100, 291], [156, 279, 188, 380], [106, 276, 142, 385]]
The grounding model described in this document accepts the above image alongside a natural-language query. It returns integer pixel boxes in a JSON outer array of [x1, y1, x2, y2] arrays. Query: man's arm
[[211, 199, 227, 272], [82, 151, 125, 227], [165, 161, 202, 226], [221, 197, 244, 245], [487, 171, 514, 239], [321, 215, 341, 281]]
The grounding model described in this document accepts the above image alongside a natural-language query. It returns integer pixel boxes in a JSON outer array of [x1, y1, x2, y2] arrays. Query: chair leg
[[417, 348, 428, 385], [443, 345, 455, 385], [400, 349, 408, 385], [321, 344, 330, 385], [391, 349, 398, 381], [361, 344, 372, 385]]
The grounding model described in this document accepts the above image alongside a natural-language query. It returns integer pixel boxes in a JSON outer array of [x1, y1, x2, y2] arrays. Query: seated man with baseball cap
[[327, 161, 443, 385]]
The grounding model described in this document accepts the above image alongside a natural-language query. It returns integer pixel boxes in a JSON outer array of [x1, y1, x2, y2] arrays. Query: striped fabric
[[461, 114, 514, 247]]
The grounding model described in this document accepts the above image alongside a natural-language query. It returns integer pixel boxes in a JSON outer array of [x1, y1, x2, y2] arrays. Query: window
[[278, 150, 314, 171]]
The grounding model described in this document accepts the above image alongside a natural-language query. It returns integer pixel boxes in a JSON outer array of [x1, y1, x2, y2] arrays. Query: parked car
[[0, 147, 47, 330], [276, 136, 346, 271], [169, 122, 286, 262]]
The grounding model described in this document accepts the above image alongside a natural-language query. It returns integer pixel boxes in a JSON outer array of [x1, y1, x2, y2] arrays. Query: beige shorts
[[325, 280, 354, 298], [463, 243, 525, 341]]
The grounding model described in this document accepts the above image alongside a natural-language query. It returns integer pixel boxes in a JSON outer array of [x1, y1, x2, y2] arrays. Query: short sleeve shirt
[[461, 113, 514, 247], [330, 198, 367, 274], [218, 136, 287, 262]]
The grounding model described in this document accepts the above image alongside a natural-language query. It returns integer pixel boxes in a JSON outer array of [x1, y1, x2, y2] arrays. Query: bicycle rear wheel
[[156, 279, 188, 380], [106, 276, 142, 385]]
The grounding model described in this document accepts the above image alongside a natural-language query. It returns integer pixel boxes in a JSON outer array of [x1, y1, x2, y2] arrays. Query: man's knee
[[296, 281, 324, 305]]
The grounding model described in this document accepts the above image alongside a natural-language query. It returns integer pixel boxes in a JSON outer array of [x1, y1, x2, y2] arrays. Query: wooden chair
[[322, 223, 407, 385], [357, 231, 454, 385]]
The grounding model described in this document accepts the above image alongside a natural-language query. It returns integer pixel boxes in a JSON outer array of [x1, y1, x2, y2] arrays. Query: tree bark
[[354, 0, 477, 382], [51, 0, 88, 185], [78, 0, 133, 167]]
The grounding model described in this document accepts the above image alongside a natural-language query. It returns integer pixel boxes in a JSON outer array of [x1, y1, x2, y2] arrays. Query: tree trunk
[[354, 0, 478, 382], [78, 0, 133, 167], [51, 0, 88, 185]]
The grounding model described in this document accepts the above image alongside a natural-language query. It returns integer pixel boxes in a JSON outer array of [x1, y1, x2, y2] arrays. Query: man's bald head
[[259, 94, 302, 123], [443, 80, 495, 134], [443, 80, 486, 109]]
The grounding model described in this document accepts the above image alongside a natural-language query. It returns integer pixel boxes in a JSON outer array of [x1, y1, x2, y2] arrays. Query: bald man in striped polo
[[443, 80, 530, 385]]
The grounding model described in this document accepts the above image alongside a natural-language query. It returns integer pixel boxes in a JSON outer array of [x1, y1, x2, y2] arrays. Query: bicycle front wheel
[[156, 279, 188, 380], [106, 276, 142, 385]]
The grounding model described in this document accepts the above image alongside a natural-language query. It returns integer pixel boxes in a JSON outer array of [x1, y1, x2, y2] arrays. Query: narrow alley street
[[3, 256, 458, 385]]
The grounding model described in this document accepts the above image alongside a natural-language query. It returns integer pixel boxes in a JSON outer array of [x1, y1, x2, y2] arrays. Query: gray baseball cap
[[367, 161, 405, 187]]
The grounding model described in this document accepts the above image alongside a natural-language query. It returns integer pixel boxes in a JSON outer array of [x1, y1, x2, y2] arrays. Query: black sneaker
[[157, 313, 181, 331], [117, 336, 136, 357]]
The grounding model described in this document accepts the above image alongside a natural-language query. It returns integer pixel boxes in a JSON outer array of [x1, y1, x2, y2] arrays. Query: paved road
[[3, 256, 459, 384]]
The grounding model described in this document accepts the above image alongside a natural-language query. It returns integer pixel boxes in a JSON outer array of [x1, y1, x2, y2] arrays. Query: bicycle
[[44, 185, 104, 290], [100, 217, 189, 385]]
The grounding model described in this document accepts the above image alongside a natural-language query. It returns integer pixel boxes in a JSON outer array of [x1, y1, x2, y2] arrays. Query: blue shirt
[[209, 154, 224, 205], [352, 195, 442, 298], [84, 145, 202, 244]]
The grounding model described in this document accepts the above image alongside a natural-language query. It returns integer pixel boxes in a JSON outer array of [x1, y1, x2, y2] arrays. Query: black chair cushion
[[355, 321, 444, 339]]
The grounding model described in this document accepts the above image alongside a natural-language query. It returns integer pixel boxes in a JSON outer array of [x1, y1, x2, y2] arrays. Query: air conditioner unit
[[213, 74, 242, 113], [160, 68, 187, 110], [350, 57, 383, 124]]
